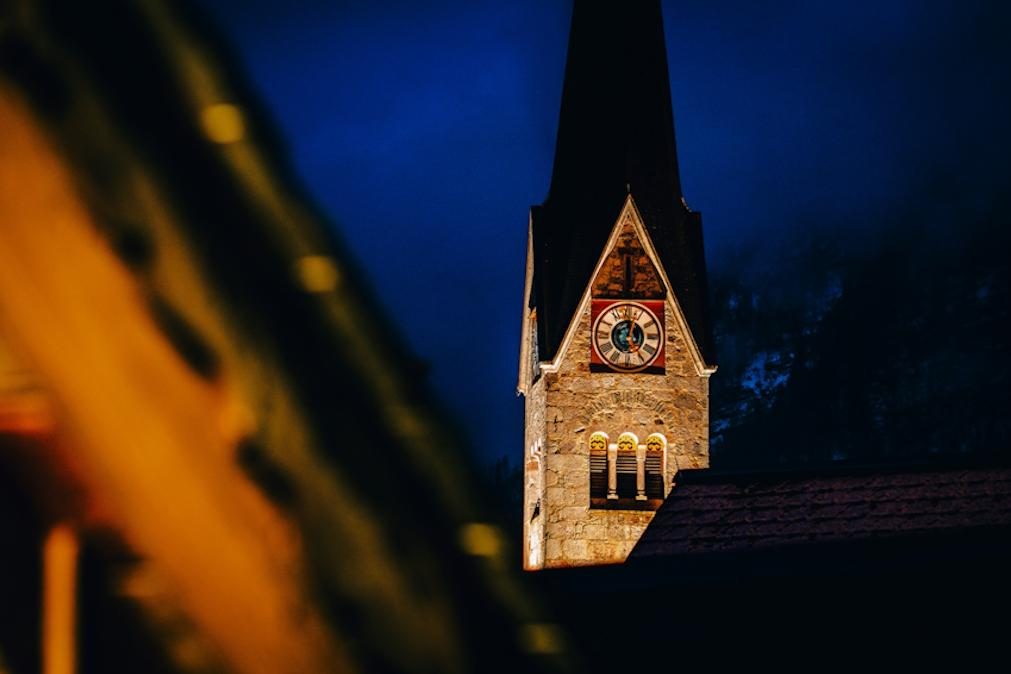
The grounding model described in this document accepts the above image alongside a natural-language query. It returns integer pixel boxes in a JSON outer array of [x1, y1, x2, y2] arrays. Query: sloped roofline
[[535, 194, 716, 379], [517, 213, 536, 395]]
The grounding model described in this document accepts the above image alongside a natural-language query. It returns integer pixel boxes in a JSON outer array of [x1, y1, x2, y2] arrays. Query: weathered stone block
[[562, 539, 589, 560], [588, 540, 628, 562]]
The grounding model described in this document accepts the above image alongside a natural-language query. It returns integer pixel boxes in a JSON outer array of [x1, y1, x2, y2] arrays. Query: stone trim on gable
[[537, 195, 715, 378]]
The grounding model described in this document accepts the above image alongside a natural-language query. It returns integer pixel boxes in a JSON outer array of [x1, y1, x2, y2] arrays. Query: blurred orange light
[[42, 524, 78, 674]]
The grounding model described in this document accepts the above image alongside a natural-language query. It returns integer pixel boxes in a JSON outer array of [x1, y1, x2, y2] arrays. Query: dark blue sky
[[199, 0, 1009, 465]]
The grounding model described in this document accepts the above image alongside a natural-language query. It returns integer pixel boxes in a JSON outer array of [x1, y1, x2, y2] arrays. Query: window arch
[[644, 433, 667, 499], [615, 432, 639, 500], [588, 432, 609, 499]]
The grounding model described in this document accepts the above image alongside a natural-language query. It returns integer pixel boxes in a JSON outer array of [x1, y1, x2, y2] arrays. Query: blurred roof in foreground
[[0, 1, 572, 672]]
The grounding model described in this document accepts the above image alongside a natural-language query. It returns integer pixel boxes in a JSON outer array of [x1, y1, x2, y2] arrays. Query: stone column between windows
[[607, 443, 618, 499], [635, 443, 647, 500]]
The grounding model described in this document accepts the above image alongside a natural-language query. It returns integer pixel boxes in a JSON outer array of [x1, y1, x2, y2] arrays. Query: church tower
[[518, 0, 716, 569]]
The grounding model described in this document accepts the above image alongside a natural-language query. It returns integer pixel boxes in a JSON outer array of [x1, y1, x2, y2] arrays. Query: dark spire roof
[[531, 0, 714, 365]]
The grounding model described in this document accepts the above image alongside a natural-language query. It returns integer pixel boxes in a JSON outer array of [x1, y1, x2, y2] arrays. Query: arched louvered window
[[588, 432, 608, 499], [644, 433, 667, 499], [615, 432, 639, 499], [589, 430, 667, 510]]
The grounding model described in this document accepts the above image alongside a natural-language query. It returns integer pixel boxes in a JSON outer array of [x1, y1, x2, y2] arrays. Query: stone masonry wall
[[523, 366, 547, 569], [540, 300, 709, 567], [591, 220, 664, 299]]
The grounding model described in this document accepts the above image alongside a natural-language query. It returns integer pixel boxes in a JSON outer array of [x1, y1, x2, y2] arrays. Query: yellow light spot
[[518, 623, 564, 655], [42, 524, 78, 674], [458, 522, 503, 557], [295, 255, 340, 293], [200, 103, 245, 144]]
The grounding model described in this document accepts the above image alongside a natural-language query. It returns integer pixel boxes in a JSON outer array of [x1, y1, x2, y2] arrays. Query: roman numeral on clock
[[592, 301, 663, 371]]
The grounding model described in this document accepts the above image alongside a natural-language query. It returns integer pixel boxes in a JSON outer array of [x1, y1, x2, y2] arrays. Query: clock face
[[591, 301, 663, 372]]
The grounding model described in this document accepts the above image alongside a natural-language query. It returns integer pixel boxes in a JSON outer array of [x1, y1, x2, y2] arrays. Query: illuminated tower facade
[[518, 0, 716, 569]]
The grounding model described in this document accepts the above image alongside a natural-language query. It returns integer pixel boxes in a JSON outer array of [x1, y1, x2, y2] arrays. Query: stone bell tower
[[518, 0, 716, 569]]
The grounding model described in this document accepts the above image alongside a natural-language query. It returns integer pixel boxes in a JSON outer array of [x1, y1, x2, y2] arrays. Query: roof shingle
[[633, 464, 1011, 558]]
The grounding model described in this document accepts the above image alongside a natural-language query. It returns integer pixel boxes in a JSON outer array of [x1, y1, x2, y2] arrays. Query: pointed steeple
[[531, 0, 714, 366], [549, 0, 683, 208]]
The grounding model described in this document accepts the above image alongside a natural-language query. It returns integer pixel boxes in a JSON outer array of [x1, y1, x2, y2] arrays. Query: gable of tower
[[590, 218, 665, 300], [537, 197, 713, 378]]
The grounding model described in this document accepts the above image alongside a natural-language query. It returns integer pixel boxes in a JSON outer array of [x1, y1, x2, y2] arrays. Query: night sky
[[197, 0, 1010, 466]]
